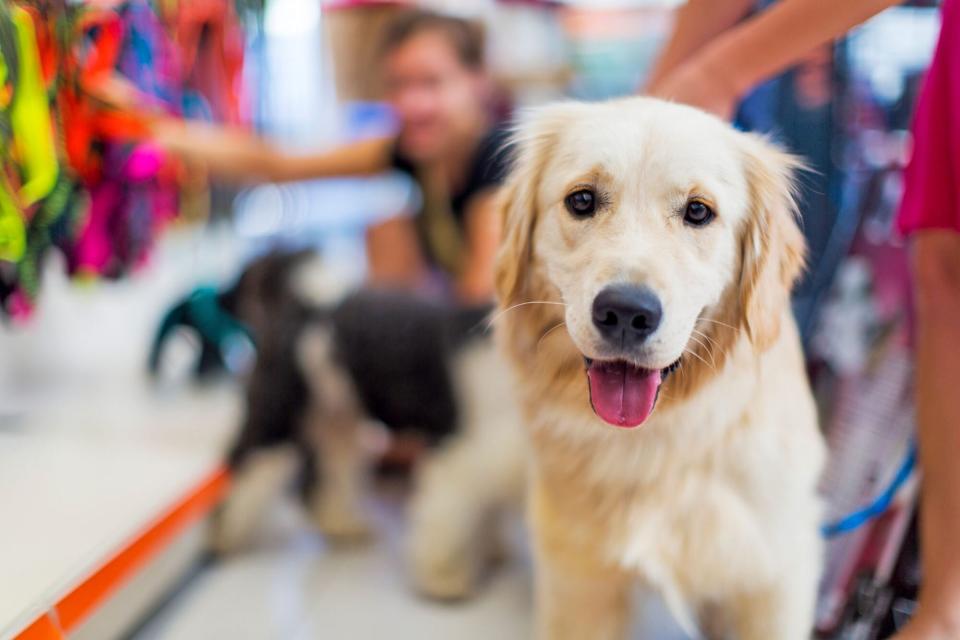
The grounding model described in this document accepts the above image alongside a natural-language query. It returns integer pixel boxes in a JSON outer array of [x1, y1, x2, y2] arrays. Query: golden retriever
[[493, 97, 826, 639]]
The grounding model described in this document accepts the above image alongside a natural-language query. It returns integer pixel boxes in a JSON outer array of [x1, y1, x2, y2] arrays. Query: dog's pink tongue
[[587, 361, 661, 428]]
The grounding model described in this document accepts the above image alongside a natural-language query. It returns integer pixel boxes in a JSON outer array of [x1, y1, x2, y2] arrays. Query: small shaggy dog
[[213, 250, 526, 599], [493, 97, 826, 639]]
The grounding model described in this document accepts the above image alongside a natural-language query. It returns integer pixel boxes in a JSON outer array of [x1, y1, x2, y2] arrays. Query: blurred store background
[[0, 1, 944, 639]]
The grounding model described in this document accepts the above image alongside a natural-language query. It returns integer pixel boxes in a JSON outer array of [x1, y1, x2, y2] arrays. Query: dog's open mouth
[[584, 358, 680, 428]]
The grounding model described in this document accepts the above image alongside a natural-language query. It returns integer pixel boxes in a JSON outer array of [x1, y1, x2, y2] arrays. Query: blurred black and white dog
[[215, 249, 525, 599]]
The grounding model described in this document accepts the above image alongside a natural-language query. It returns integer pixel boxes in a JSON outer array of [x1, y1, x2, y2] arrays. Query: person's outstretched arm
[[151, 119, 394, 183], [646, 0, 901, 118], [644, 0, 754, 90]]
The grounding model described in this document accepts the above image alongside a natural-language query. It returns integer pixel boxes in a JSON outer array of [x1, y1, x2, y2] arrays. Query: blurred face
[[384, 31, 486, 162]]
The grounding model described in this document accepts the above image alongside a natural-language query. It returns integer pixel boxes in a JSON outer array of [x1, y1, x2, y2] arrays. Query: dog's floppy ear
[[737, 134, 807, 351], [494, 104, 578, 307], [494, 156, 539, 308]]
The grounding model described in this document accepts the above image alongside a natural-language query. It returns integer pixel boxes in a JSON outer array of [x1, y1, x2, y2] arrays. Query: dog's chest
[[609, 471, 778, 598], [532, 417, 785, 602]]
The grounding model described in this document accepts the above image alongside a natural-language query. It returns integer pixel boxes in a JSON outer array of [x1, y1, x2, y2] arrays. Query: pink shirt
[[898, 0, 960, 236]]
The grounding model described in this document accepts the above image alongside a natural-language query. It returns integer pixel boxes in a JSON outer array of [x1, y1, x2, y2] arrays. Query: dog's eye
[[564, 189, 597, 218], [683, 201, 715, 227]]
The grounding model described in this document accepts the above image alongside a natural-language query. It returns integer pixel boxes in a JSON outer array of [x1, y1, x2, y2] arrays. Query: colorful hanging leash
[[0, 2, 58, 265], [159, 0, 247, 123], [4, 2, 86, 312], [1, 0, 257, 317], [821, 440, 918, 538], [70, 0, 182, 277]]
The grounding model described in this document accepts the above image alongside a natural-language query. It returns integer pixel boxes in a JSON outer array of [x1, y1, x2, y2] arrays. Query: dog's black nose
[[592, 285, 662, 345]]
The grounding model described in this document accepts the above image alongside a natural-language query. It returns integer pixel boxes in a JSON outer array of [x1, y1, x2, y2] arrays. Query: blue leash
[[821, 441, 918, 538]]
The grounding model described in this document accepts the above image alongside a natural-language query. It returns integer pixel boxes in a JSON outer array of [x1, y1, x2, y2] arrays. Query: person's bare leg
[[365, 215, 428, 288], [897, 230, 960, 639]]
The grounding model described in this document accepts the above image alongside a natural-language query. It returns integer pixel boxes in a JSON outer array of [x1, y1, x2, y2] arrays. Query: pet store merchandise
[[0, 0, 252, 320]]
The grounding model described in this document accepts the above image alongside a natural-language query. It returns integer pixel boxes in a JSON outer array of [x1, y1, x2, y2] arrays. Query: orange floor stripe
[[14, 614, 64, 640], [27, 466, 231, 635]]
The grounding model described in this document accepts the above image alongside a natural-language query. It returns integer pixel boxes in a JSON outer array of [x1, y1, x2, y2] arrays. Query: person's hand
[[149, 118, 205, 157], [147, 118, 283, 182], [891, 610, 960, 640], [892, 620, 959, 640], [150, 118, 243, 159], [646, 55, 742, 121]]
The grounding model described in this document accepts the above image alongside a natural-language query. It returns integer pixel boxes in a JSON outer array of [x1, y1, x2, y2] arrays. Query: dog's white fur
[[216, 297, 526, 601], [494, 97, 826, 639], [407, 340, 527, 598]]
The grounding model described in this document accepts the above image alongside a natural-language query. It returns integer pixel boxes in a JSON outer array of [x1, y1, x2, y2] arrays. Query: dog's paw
[[207, 509, 257, 556], [408, 536, 479, 601], [410, 556, 476, 601], [313, 507, 373, 545]]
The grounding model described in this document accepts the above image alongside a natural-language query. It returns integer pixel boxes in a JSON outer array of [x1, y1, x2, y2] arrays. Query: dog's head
[[495, 98, 805, 428]]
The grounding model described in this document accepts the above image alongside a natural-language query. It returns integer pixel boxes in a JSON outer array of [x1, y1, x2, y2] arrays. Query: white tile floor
[[135, 490, 691, 640], [137, 494, 534, 640]]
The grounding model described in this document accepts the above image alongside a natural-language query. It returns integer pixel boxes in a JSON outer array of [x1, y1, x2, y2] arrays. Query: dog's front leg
[[298, 326, 372, 543], [724, 533, 821, 640], [531, 480, 632, 640], [536, 556, 633, 640], [407, 441, 494, 600], [308, 411, 372, 543], [407, 418, 526, 600], [212, 444, 300, 554]]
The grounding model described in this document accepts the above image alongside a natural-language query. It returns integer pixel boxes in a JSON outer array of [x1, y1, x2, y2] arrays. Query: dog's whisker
[[536, 321, 567, 352], [486, 300, 567, 329], [686, 333, 707, 352], [690, 328, 719, 347], [690, 333, 714, 353], [683, 347, 714, 371], [689, 329, 720, 367], [690, 343, 715, 370], [698, 318, 737, 331], [685, 350, 713, 371], [686, 334, 717, 369]]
